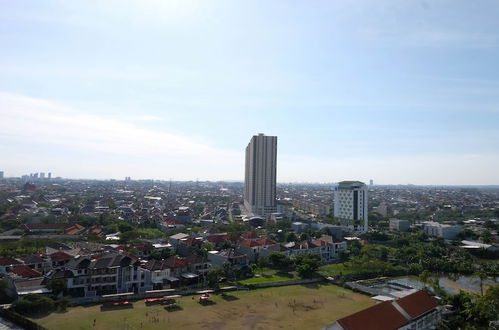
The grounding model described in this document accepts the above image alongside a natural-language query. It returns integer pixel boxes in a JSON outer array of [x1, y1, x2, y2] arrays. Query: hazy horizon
[[1, 1, 499, 185]]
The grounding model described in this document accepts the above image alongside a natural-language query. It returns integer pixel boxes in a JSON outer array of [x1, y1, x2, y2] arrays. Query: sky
[[1, 0, 499, 185]]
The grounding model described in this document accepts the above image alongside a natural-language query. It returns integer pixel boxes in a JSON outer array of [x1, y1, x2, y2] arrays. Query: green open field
[[32, 284, 375, 330], [238, 268, 298, 285]]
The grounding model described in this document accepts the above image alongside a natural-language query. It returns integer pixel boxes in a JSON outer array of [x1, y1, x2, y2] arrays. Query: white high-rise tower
[[334, 181, 368, 232], [244, 133, 277, 218]]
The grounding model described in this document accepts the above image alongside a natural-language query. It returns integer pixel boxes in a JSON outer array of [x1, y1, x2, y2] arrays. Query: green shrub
[[12, 294, 55, 315]]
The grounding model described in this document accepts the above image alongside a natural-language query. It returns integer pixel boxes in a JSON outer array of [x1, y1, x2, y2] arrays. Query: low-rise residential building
[[208, 249, 248, 268], [62, 252, 152, 298], [324, 290, 440, 330], [4, 265, 49, 299], [143, 259, 175, 290], [282, 235, 347, 264], [19, 254, 51, 275], [237, 238, 279, 263], [389, 219, 411, 232], [422, 221, 462, 240], [0, 256, 23, 274]]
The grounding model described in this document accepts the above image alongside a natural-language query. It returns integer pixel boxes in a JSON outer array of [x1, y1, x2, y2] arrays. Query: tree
[[338, 250, 349, 263], [348, 240, 362, 256], [257, 255, 269, 268], [268, 252, 292, 269], [150, 248, 173, 260], [294, 254, 320, 278], [68, 204, 80, 215], [286, 232, 298, 242], [12, 294, 55, 315], [206, 268, 221, 289], [474, 270, 487, 296], [55, 296, 70, 312], [48, 279, 66, 297], [419, 270, 431, 290], [200, 242, 214, 256], [118, 222, 134, 233], [481, 230, 492, 244]]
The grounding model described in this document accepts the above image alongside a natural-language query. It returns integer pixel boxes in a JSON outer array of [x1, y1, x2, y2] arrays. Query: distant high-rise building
[[244, 133, 277, 218], [40, 172, 45, 179], [369, 179, 373, 186], [334, 181, 368, 233], [48, 172, 51, 179], [0, 171, 3, 179]]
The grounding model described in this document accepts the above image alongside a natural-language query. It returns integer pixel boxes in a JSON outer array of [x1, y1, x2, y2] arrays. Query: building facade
[[324, 290, 441, 330], [422, 221, 461, 240], [334, 181, 368, 233], [389, 219, 411, 232], [244, 133, 277, 218]]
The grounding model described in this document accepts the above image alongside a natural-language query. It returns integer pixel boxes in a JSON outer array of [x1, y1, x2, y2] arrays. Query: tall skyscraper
[[0, 171, 4, 180], [244, 133, 277, 218], [334, 181, 368, 233]]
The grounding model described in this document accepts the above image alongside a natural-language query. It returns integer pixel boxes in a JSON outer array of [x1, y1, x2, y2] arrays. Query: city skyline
[[1, 1, 499, 185]]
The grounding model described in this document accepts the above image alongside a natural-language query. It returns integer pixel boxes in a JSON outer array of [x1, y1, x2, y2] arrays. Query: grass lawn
[[318, 263, 405, 278], [239, 270, 298, 285], [32, 284, 374, 330], [319, 263, 358, 277]]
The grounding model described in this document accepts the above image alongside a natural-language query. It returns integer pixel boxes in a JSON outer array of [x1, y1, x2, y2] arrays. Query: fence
[[69, 286, 248, 306], [246, 278, 324, 289]]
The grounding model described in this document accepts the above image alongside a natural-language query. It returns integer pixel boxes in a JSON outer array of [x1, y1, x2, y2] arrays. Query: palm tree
[[474, 270, 487, 296], [419, 270, 431, 291]]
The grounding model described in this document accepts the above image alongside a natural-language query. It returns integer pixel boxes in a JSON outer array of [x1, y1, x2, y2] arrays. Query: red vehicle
[[199, 294, 211, 303], [104, 300, 130, 307], [145, 298, 163, 304]]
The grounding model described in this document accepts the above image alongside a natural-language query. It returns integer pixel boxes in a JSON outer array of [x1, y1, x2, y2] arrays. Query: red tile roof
[[0, 256, 22, 266], [396, 290, 439, 319], [165, 218, 184, 225], [165, 256, 188, 268], [21, 223, 68, 230], [256, 238, 276, 246], [206, 234, 229, 244], [241, 232, 258, 240], [338, 301, 408, 330], [240, 240, 260, 247], [311, 239, 331, 247], [64, 224, 85, 235], [240, 238, 276, 247], [11, 265, 42, 278], [88, 225, 103, 235], [49, 251, 72, 262], [335, 290, 439, 330]]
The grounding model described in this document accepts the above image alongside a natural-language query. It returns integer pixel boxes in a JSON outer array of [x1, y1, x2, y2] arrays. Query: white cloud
[[0, 92, 243, 179], [1, 92, 498, 184]]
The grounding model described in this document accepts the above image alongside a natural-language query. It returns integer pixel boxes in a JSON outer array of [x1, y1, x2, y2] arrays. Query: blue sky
[[1, 0, 499, 184]]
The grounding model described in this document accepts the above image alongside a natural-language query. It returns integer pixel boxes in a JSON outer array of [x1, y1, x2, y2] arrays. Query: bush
[[12, 294, 55, 315], [55, 296, 70, 312], [294, 254, 320, 278]]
